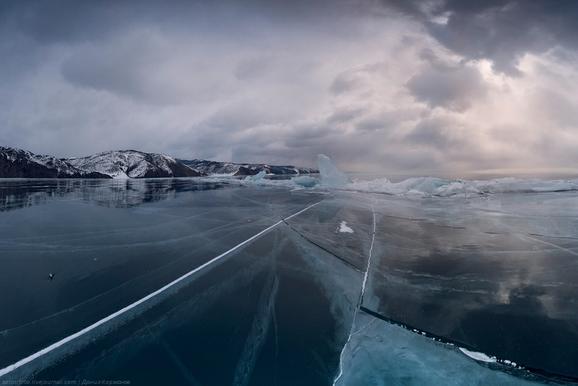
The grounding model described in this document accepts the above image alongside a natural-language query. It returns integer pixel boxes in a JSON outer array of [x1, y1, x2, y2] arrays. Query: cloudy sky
[[1, 0, 578, 174]]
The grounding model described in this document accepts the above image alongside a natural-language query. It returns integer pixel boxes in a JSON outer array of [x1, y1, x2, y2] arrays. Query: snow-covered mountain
[[0, 147, 204, 178], [0, 146, 108, 178], [0, 146, 315, 178], [180, 159, 318, 176], [68, 150, 204, 178]]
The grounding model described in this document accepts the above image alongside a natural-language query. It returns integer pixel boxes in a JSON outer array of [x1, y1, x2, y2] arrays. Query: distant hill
[[0, 146, 317, 178], [0, 147, 203, 178], [0, 146, 109, 178]]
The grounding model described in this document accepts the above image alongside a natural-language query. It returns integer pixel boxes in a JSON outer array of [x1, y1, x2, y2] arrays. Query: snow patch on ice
[[339, 221, 354, 233], [459, 347, 497, 363], [502, 359, 518, 367]]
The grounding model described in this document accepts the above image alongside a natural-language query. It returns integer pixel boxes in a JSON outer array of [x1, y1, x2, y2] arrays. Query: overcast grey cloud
[[1, 0, 578, 175], [407, 55, 486, 111]]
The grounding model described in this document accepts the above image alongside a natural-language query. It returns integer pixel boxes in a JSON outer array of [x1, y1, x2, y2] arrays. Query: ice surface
[[360, 190, 578, 380], [318, 154, 349, 187], [2, 179, 578, 384], [334, 311, 545, 386]]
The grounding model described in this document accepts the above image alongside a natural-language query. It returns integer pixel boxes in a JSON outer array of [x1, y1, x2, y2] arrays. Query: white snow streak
[[459, 348, 497, 363]]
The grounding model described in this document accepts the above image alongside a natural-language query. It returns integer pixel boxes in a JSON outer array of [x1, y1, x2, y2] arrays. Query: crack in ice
[[333, 203, 376, 386], [0, 200, 322, 379]]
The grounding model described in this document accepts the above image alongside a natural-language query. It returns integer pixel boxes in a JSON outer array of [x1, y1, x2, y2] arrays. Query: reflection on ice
[[0, 178, 228, 211], [362, 191, 578, 381]]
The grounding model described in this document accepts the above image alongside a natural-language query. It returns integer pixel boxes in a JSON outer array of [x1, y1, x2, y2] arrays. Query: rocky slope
[[0, 147, 204, 178], [0, 147, 108, 178], [180, 159, 317, 176], [0, 146, 315, 178]]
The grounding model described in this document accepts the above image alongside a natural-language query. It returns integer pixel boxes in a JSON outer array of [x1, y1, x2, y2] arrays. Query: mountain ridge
[[0, 146, 317, 179], [179, 159, 317, 176]]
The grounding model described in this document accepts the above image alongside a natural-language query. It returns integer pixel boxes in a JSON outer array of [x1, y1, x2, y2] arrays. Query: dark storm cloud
[[355, 108, 421, 132], [0, 0, 375, 44], [0, 0, 154, 43], [59, 34, 229, 105], [406, 53, 486, 111], [330, 72, 364, 95], [3, 0, 578, 74], [385, 0, 578, 73], [61, 44, 166, 104], [326, 107, 366, 125], [405, 117, 459, 148]]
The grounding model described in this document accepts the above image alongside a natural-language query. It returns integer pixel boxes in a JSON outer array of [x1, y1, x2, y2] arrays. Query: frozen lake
[[0, 179, 577, 385]]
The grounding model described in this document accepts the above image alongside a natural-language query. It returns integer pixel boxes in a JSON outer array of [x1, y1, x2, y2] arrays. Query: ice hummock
[[236, 154, 578, 197], [292, 175, 318, 188], [346, 176, 578, 197], [318, 154, 349, 187], [241, 173, 578, 197], [286, 155, 347, 189], [244, 170, 267, 182]]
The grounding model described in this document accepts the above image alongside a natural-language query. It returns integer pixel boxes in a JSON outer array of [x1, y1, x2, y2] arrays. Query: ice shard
[[317, 154, 349, 188]]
